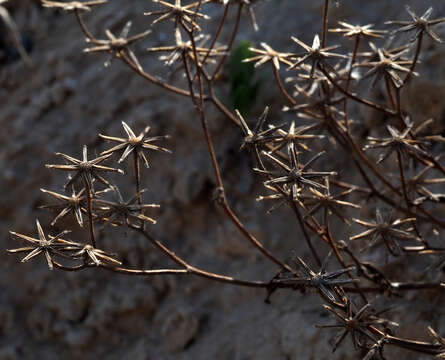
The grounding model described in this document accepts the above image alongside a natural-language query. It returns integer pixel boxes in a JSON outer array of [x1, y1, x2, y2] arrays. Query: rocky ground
[[1, 0, 445, 359]]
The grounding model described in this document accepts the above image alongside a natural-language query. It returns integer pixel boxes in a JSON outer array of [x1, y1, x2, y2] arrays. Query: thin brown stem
[[344, 282, 445, 293], [343, 35, 360, 132], [119, 52, 193, 98], [83, 176, 96, 248], [211, 2, 243, 81], [74, 9, 95, 41], [133, 151, 142, 206], [321, 0, 330, 48], [101, 265, 189, 276], [320, 65, 396, 115], [290, 201, 322, 267], [323, 209, 368, 303], [404, 31, 423, 85], [272, 65, 296, 106], [130, 225, 271, 288], [194, 1, 230, 80], [397, 150, 410, 210], [384, 73, 397, 111], [209, 86, 240, 126]]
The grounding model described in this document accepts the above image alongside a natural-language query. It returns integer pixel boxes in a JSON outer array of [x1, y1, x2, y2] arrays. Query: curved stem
[[130, 225, 271, 288], [272, 65, 296, 106], [119, 52, 194, 98], [74, 9, 95, 41], [320, 66, 396, 115], [211, 2, 243, 81], [195, 1, 230, 80]]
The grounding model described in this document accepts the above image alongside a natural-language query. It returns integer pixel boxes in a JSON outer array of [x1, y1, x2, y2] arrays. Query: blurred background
[[1, 0, 445, 359]]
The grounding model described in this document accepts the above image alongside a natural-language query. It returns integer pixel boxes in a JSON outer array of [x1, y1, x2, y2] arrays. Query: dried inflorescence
[[7, 0, 445, 358]]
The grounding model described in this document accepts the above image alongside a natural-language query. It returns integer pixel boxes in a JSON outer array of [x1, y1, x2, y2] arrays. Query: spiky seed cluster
[[84, 21, 151, 71], [9, 120, 169, 270], [100, 121, 171, 168], [41, 0, 107, 12], [350, 209, 420, 256], [386, 6, 445, 43], [144, 0, 210, 31]]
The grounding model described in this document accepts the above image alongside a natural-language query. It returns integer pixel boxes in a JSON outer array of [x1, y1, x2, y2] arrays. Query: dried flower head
[[364, 118, 429, 163], [147, 28, 225, 67], [144, 0, 209, 32], [72, 244, 121, 266], [41, 0, 107, 12], [266, 120, 324, 154], [8, 219, 75, 270], [40, 187, 86, 227], [235, 107, 281, 151], [316, 301, 376, 352], [84, 21, 151, 71], [99, 121, 171, 168], [282, 253, 357, 303], [329, 21, 386, 39], [386, 6, 445, 43], [303, 179, 360, 224], [350, 209, 419, 256], [289, 34, 347, 77], [243, 42, 294, 70], [94, 187, 160, 227], [257, 148, 337, 203], [402, 164, 445, 205], [356, 43, 415, 88], [46, 145, 124, 189]]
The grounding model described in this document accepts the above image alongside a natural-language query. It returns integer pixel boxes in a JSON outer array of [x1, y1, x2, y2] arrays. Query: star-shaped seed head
[[302, 179, 360, 224], [316, 301, 376, 352], [243, 42, 295, 70], [72, 244, 122, 266], [289, 34, 347, 77], [235, 107, 282, 151], [296, 253, 357, 303], [386, 6, 445, 43], [46, 145, 124, 190], [94, 187, 160, 227], [257, 148, 337, 203], [8, 219, 76, 270], [356, 43, 416, 88], [100, 121, 171, 168], [144, 0, 210, 32], [364, 118, 429, 163], [41, 0, 107, 12], [40, 187, 86, 227], [350, 209, 420, 256], [84, 21, 150, 71], [329, 21, 386, 39]]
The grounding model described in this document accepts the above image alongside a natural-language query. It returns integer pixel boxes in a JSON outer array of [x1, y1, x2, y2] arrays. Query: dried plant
[[6, 0, 445, 358]]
